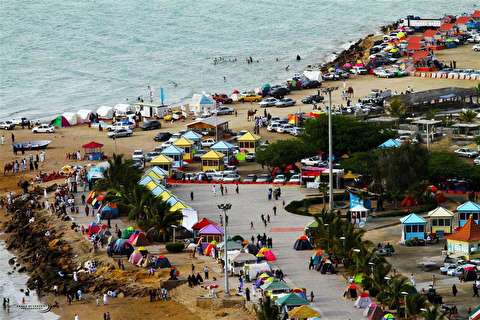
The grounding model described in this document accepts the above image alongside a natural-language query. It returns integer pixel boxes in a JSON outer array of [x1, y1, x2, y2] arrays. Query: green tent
[[306, 220, 318, 229], [50, 115, 71, 128], [260, 280, 290, 292], [122, 227, 135, 239], [274, 293, 309, 307], [354, 273, 363, 284], [236, 152, 246, 161]]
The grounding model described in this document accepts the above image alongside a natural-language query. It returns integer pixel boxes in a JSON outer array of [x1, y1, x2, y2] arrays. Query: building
[[210, 141, 236, 159], [427, 206, 455, 236], [189, 93, 216, 116], [201, 150, 225, 171], [400, 213, 427, 242], [451, 123, 480, 141], [446, 216, 480, 260], [457, 201, 480, 227], [173, 137, 194, 161], [161, 145, 185, 169], [237, 131, 261, 153], [150, 155, 174, 176], [186, 117, 229, 140], [138, 172, 189, 213], [182, 130, 203, 147]]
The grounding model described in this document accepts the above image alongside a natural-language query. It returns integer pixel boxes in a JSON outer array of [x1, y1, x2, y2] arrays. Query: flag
[[160, 88, 165, 105]]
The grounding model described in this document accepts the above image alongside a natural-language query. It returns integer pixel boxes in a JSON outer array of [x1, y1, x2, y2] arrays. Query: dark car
[[140, 120, 161, 131], [269, 86, 290, 99], [301, 95, 324, 104], [212, 94, 233, 104], [243, 174, 257, 182], [301, 79, 321, 89], [153, 132, 172, 142]]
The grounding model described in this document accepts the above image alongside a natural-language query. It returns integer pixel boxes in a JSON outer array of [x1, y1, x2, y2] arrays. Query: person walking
[[452, 284, 458, 297], [0, 135, 4, 145], [11, 133, 15, 143], [190, 191, 194, 201], [308, 257, 314, 270], [273, 206, 277, 216], [204, 266, 209, 280], [410, 273, 416, 287], [310, 291, 314, 302], [473, 283, 479, 297], [235, 184, 239, 194], [245, 287, 250, 302]]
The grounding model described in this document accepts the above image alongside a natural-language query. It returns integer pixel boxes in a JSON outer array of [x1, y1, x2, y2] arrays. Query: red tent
[[412, 51, 429, 62], [473, 10, 480, 19], [192, 218, 216, 231], [439, 23, 453, 32], [401, 196, 416, 207], [82, 141, 104, 149], [423, 29, 438, 38]]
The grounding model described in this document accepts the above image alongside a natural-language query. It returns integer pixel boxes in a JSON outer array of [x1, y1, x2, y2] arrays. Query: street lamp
[[320, 86, 339, 211], [218, 203, 232, 297], [401, 291, 409, 319], [170, 225, 178, 243]]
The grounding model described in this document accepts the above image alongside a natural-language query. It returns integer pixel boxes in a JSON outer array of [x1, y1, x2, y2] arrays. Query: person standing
[[190, 191, 194, 201], [310, 291, 314, 302], [473, 283, 479, 297], [235, 183, 239, 194], [245, 287, 250, 302], [74, 314, 79, 320], [273, 206, 277, 216], [0, 135, 4, 145], [203, 266, 209, 280], [452, 284, 458, 297], [410, 273, 416, 287], [11, 133, 15, 143]]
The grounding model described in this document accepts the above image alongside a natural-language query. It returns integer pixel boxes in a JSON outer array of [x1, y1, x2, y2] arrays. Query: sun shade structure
[[161, 145, 185, 168], [386, 87, 478, 109], [275, 293, 309, 307], [288, 305, 320, 319], [138, 173, 189, 213], [378, 138, 401, 149], [173, 137, 194, 161], [260, 279, 291, 292], [237, 131, 261, 153], [446, 216, 480, 260], [198, 224, 224, 242], [470, 305, 480, 320], [201, 150, 225, 171]]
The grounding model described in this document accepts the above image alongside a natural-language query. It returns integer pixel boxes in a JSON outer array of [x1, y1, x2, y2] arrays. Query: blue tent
[[378, 139, 401, 149], [101, 204, 119, 219]]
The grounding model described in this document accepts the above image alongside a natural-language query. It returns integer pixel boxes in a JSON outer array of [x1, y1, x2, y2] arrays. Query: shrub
[[231, 235, 244, 242], [165, 242, 184, 253]]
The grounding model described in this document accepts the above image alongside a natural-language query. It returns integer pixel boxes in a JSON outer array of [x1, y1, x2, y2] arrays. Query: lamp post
[[218, 203, 232, 297], [170, 225, 178, 243], [321, 86, 339, 211], [401, 291, 409, 319]]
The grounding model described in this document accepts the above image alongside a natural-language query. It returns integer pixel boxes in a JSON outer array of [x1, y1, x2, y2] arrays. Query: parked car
[[108, 128, 133, 138], [275, 98, 296, 108], [132, 159, 145, 170], [374, 68, 394, 78], [11, 117, 30, 127], [245, 153, 256, 162], [201, 138, 216, 148], [212, 106, 234, 115], [140, 120, 161, 130], [289, 174, 301, 183], [32, 124, 55, 133], [301, 95, 324, 104], [244, 174, 257, 182], [350, 66, 368, 75], [0, 121, 15, 130], [290, 127, 304, 137], [277, 123, 293, 133], [454, 148, 479, 158], [256, 174, 272, 182], [223, 173, 241, 182], [267, 123, 281, 132], [474, 156, 480, 165], [212, 94, 233, 104], [273, 174, 286, 183], [238, 94, 262, 102], [301, 155, 323, 166], [473, 44, 480, 52], [301, 79, 322, 89], [259, 97, 279, 107], [132, 149, 144, 161], [468, 35, 480, 43], [145, 151, 161, 162], [106, 123, 133, 132], [440, 264, 458, 275], [269, 86, 290, 99], [447, 265, 476, 277], [153, 132, 172, 142]]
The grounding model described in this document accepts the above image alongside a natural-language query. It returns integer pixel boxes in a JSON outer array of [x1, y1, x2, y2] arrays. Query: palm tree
[[458, 109, 478, 123], [105, 184, 153, 221], [475, 83, 480, 104], [94, 153, 141, 192], [386, 98, 407, 127], [141, 197, 183, 242], [376, 275, 414, 314], [318, 182, 329, 209], [421, 305, 447, 320], [405, 293, 427, 319], [255, 296, 280, 320]]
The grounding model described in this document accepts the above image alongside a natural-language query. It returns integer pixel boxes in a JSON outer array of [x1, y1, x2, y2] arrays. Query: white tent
[[113, 103, 132, 115], [77, 109, 93, 123], [181, 208, 198, 231], [190, 93, 216, 115], [303, 70, 323, 82], [243, 262, 271, 280], [62, 112, 78, 126], [97, 106, 114, 119]]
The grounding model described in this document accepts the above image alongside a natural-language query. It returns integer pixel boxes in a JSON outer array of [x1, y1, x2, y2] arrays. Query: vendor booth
[[161, 145, 184, 168], [400, 213, 427, 242], [350, 204, 370, 226], [237, 131, 261, 153], [427, 206, 454, 235], [82, 141, 104, 161], [210, 141, 236, 159], [201, 150, 225, 171], [198, 224, 224, 243], [457, 201, 480, 227], [149, 155, 173, 176], [173, 137, 194, 161], [446, 216, 480, 260]]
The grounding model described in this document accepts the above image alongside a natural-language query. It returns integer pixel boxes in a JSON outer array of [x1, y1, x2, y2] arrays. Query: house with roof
[[400, 213, 427, 242], [186, 117, 229, 140], [189, 93, 216, 116], [182, 130, 203, 147], [138, 174, 189, 213], [237, 131, 261, 153], [427, 207, 455, 236], [378, 138, 401, 149], [201, 150, 225, 171], [446, 216, 480, 259], [173, 137, 194, 161], [457, 201, 480, 227], [150, 155, 174, 176], [160, 145, 184, 168], [210, 141, 236, 159]]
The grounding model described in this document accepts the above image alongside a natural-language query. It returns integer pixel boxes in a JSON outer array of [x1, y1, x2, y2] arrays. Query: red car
[[212, 94, 233, 104]]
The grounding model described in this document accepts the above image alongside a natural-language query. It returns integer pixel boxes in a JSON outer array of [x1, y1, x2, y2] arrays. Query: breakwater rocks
[[2, 193, 148, 298]]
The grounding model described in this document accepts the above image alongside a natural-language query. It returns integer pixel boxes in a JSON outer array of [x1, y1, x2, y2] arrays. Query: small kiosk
[[427, 207, 455, 236], [150, 155, 173, 176], [457, 201, 480, 227], [400, 213, 427, 242], [161, 145, 184, 168], [198, 224, 224, 243], [173, 137, 194, 161], [201, 150, 225, 171], [237, 131, 261, 153], [210, 141, 235, 159], [82, 141, 104, 161], [446, 216, 480, 260], [349, 204, 370, 226], [182, 130, 203, 148]]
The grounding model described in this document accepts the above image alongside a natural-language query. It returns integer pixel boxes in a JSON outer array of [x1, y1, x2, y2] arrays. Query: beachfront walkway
[[173, 184, 364, 320]]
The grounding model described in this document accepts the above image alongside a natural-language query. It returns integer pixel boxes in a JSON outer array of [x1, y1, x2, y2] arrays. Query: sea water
[[0, 239, 58, 320], [0, 1, 477, 120]]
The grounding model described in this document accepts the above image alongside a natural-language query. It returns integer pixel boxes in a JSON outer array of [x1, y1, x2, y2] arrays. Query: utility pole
[[321, 87, 338, 210], [217, 203, 232, 297]]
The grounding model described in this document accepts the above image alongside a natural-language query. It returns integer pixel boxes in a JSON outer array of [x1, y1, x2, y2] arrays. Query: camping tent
[[50, 115, 71, 128], [244, 262, 271, 280], [128, 231, 149, 246], [274, 293, 309, 308], [470, 305, 480, 320], [97, 106, 114, 119], [288, 305, 320, 319], [128, 249, 144, 265], [122, 226, 136, 239], [62, 112, 78, 126], [293, 235, 313, 250], [101, 203, 119, 219], [77, 109, 93, 123], [354, 292, 372, 309], [364, 303, 384, 320], [154, 256, 171, 268], [260, 279, 291, 294], [108, 239, 134, 257]]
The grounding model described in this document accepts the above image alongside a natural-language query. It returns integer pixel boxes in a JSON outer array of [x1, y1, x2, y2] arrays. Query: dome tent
[[154, 255, 171, 269], [62, 112, 78, 126], [127, 230, 149, 246], [77, 109, 94, 123], [101, 203, 119, 219], [108, 239, 134, 257], [128, 249, 144, 265], [50, 115, 71, 128], [122, 226, 136, 239], [293, 235, 313, 250], [97, 106, 114, 119]]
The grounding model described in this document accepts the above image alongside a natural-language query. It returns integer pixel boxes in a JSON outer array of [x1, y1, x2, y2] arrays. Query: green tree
[[140, 196, 183, 242], [301, 116, 396, 155], [255, 296, 280, 320], [427, 151, 472, 183], [376, 275, 415, 314], [405, 293, 427, 319], [458, 109, 478, 123], [105, 184, 153, 221], [256, 139, 310, 171], [341, 151, 379, 177], [475, 83, 480, 104], [94, 153, 142, 192], [421, 305, 447, 320], [386, 98, 407, 119]]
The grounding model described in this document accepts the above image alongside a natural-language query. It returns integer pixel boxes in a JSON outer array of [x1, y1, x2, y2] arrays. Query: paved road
[[173, 184, 364, 320]]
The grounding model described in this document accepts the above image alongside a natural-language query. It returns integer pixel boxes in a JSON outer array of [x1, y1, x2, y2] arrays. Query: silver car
[[275, 98, 296, 108], [108, 128, 133, 138]]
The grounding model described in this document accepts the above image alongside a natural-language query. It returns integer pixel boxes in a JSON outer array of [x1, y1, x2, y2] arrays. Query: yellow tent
[[288, 305, 320, 319]]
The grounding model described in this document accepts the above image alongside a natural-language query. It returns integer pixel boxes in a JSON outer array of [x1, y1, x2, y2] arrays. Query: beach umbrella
[[291, 288, 304, 293], [127, 226, 134, 231], [264, 250, 276, 261]]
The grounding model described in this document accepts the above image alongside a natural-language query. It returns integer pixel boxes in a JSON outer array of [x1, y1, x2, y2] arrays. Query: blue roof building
[[210, 141, 235, 158], [161, 145, 184, 168], [457, 201, 480, 227], [400, 213, 427, 242], [182, 130, 203, 143]]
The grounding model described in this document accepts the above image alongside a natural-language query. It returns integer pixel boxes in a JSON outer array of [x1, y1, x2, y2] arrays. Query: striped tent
[[470, 305, 480, 320]]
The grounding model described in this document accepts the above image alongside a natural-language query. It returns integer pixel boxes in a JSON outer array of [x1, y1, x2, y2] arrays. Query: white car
[[300, 155, 323, 166], [440, 264, 457, 275], [32, 124, 55, 133], [474, 156, 480, 165], [223, 173, 241, 182], [201, 138, 216, 148], [473, 44, 480, 52], [454, 148, 479, 158], [267, 123, 281, 132], [132, 149, 144, 161], [277, 124, 293, 133], [275, 98, 296, 108], [447, 264, 476, 277], [259, 97, 279, 107], [468, 35, 480, 43], [289, 174, 301, 183], [350, 66, 368, 75], [212, 106, 234, 115], [160, 140, 173, 149], [273, 175, 286, 183], [106, 122, 134, 131], [107, 128, 133, 138], [290, 127, 304, 136], [0, 121, 15, 130]]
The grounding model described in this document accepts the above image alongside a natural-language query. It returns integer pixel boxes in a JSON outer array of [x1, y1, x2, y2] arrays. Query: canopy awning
[[82, 141, 104, 149]]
